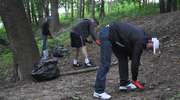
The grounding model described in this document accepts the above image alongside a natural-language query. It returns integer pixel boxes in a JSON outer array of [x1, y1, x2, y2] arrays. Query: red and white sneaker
[[132, 80, 145, 90], [119, 81, 137, 91]]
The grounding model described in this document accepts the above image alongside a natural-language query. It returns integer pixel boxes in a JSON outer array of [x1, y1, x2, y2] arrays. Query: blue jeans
[[95, 27, 112, 93]]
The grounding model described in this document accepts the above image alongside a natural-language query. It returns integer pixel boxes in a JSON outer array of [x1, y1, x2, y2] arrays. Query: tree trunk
[[44, 0, 50, 18], [23, 0, 32, 24], [172, 0, 177, 11], [160, 0, 166, 13], [108, 0, 113, 13], [64, 0, 68, 17], [86, 0, 91, 14], [99, 0, 105, 19], [82, 0, 85, 18], [167, 0, 172, 12], [31, 1, 38, 25], [0, 0, 40, 81], [37, 0, 44, 25], [79, 0, 83, 18], [91, 0, 95, 18], [71, 0, 74, 19], [50, 0, 60, 33]]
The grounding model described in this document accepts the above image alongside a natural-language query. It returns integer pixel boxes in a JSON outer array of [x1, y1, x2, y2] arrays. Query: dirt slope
[[0, 11, 180, 100]]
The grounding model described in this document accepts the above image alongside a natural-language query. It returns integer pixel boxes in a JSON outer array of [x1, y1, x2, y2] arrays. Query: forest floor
[[0, 11, 180, 100]]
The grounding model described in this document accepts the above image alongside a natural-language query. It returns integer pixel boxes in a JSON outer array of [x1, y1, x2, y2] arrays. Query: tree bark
[[91, 0, 95, 18], [0, 0, 40, 81], [160, 0, 166, 13], [71, 0, 74, 19], [37, 0, 44, 25], [160, 0, 177, 13], [167, 0, 172, 12], [31, 1, 38, 25], [44, 0, 50, 18], [50, 0, 60, 33], [82, 0, 85, 18], [79, 0, 83, 18], [99, 0, 105, 19], [23, 0, 32, 24], [172, 0, 177, 11]]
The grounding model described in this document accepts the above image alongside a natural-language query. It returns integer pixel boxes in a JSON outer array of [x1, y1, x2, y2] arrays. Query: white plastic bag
[[152, 38, 159, 54]]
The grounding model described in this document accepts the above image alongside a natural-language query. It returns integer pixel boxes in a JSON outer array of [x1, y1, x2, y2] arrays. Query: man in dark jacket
[[70, 18, 100, 67], [93, 22, 158, 99]]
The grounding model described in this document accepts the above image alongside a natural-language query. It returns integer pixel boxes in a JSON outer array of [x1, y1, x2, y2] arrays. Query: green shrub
[[0, 49, 12, 80]]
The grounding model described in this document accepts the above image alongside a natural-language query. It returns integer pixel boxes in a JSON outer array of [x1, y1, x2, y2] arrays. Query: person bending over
[[70, 18, 100, 67]]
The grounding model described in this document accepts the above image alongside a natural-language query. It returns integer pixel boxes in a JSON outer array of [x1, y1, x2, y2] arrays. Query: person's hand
[[96, 40, 101, 46]]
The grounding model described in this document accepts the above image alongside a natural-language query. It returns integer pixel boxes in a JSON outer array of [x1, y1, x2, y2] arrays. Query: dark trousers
[[111, 43, 139, 85], [42, 35, 48, 51]]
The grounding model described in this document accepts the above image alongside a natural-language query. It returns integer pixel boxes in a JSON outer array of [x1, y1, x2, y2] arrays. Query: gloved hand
[[95, 40, 101, 46]]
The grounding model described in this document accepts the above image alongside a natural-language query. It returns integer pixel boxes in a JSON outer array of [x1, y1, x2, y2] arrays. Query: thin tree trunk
[[79, 0, 83, 18], [37, 0, 44, 25], [50, 0, 60, 33], [172, 0, 177, 11], [87, 0, 91, 14], [23, 0, 32, 24], [82, 0, 85, 18], [91, 0, 95, 18], [160, 0, 166, 13], [167, 0, 172, 12], [0, 0, 40, 81], [26, 0, 32, 24], [71, 0, 74, 19], [44, 0, 49, 18], [99, 0, 105, 19], [31, 1, 38, 25], [64, 0, 68, 17]]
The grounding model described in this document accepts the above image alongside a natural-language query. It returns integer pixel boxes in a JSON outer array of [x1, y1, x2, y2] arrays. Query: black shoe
[[84, 62, 96, 67], [73, 62, 82, 67]]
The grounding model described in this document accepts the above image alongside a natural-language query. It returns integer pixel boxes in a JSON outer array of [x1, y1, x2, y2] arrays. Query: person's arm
[[131, 42, 144, 67], [89, 22, 102, 46], [89, 22, 97, 41]]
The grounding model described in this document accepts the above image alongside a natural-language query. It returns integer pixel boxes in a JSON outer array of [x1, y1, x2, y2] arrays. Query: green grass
[[48, 31, 70, 48], [102, 2, 159, 25], [0, 27, 7, 40], [0, 49, 13, 80]]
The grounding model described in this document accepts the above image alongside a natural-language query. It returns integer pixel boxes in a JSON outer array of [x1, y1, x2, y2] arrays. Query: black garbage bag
[[53, 46, 69, 57], [32, 58, 60, 81]]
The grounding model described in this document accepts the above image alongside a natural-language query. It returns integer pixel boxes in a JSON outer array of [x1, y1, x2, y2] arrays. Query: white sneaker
[[93, 92, 111, 99], [119, 83, 137, 91]]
